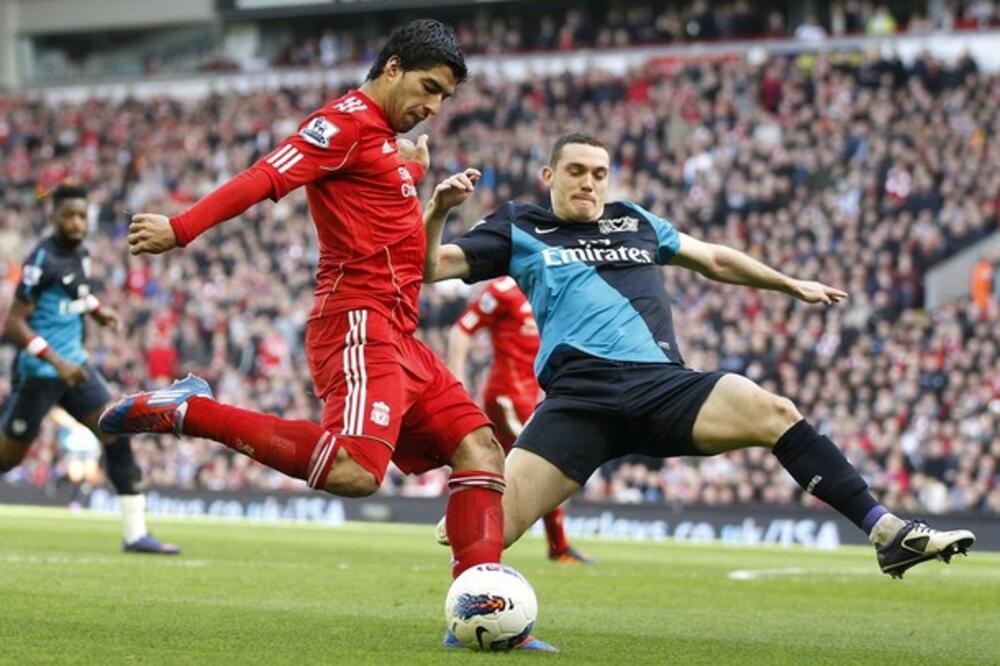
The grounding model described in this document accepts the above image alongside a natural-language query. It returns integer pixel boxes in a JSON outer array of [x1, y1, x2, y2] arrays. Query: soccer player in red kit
[[99, 21, 555, 650], [445, 277, 591, 563]]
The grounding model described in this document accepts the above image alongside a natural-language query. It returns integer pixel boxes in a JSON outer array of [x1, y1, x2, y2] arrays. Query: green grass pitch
[[1, 505, 998, 665]]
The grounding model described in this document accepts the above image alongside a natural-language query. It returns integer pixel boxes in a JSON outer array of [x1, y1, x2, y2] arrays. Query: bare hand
[[56, 361, 88, 388], [92, 306, 123, 332], [791, 280, 848, 305], [430, 169, 481, 213], [398, 134, 430, 170], [128, 214, 178, 255]]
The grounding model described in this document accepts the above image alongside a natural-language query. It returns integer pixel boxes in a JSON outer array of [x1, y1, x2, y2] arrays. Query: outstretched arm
[[128, 170, 274, 255], [129, 110, 362, 255], [423, 168, 480, 283], [669, 233, 848, 304]]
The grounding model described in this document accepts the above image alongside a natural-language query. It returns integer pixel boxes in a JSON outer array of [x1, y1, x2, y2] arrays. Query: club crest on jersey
[[598, 216, 639, 234], [370, 401, 390, 427], [299, 117, 340, 148]]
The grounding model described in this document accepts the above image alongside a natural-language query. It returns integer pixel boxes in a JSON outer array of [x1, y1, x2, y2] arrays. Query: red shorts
[[482, 388, 538, 451], [306, 309, 491, 480]]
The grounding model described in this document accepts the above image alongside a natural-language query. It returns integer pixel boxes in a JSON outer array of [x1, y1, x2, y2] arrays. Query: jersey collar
[[351, 89, 392, 132]]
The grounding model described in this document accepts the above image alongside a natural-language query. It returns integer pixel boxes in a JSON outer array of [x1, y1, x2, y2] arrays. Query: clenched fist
[[128, 214, 178, 255]]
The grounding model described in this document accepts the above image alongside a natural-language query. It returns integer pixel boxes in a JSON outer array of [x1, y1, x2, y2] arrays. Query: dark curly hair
[[50, 181, 88, 207], [366, 19, 467, 84]]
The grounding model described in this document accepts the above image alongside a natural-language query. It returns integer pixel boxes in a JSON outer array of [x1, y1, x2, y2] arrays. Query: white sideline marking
[[727, 567, 876, 581], [3, 553, 317, 570], [5, 554, 208, 568]]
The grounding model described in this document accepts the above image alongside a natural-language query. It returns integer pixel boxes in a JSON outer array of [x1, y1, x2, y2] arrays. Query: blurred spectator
[[794, 15, 828, 41], [867, 4, 899, 35], [971, 255, 995, 309]]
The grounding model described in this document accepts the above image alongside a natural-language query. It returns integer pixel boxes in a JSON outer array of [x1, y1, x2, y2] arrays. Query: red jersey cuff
[[169, 211, 194, 247]]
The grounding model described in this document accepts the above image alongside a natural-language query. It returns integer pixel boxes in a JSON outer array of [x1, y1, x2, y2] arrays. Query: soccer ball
[[444, 563, 538, 651]]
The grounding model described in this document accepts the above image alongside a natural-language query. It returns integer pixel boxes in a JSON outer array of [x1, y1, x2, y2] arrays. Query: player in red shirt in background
[[100, 20, 555, 651], [445, 277, 591, 563]]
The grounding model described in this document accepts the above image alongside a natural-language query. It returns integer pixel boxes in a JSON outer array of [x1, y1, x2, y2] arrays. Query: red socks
[[446, 470, 506, 578], [543, 506, 570, 557], [182, 397, 328, 483]]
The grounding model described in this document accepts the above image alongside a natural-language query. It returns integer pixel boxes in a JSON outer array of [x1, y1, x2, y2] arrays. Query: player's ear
[[540, 165, 554, 188], [383, 56, 403, 81]]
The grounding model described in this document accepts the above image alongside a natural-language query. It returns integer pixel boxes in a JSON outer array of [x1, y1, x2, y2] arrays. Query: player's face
[[543, 144, 610, 222], [385, 61, 457, 132], [52, 198, 88, 245]]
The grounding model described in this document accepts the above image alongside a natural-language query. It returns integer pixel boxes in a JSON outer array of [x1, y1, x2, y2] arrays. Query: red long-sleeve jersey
[[456, 277, 541, 403], [170, 90, 427, 332]]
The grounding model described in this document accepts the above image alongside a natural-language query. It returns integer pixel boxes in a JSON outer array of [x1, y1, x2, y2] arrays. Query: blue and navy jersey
[[454, 200, 683, 387], [14, 236, 92, 378]]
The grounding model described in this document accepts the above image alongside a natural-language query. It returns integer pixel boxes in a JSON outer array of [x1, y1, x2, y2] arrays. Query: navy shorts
[[1, 364, 112, 443], [516, 353, 727, 485]]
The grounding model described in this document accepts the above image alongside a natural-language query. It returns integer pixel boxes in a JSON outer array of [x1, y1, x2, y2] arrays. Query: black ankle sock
[[772, 420, 880, 530]]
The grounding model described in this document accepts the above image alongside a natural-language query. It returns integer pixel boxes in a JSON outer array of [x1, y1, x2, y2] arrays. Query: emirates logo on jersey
[[542, 239, 653, 267]]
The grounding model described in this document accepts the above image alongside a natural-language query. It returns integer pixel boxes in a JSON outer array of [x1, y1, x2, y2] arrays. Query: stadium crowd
[[28, 0, 1000, 83], [1, 48, 999, 514], [271, 0, 998, 69]]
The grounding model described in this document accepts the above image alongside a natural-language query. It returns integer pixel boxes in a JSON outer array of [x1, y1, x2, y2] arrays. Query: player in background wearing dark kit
[[423, 132, 975, 579], [1, 182, 178, 554], [99, 20, 554, 652], [443, 277, 591, 564]]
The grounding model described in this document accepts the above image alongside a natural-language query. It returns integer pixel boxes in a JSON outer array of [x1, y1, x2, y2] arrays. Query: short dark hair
[[366, 19, 467, 83], [548, 131, 609, 167], [50, 181, 88, 208]]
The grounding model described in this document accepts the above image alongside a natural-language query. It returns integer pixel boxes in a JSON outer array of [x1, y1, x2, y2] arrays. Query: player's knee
[[324, 448, 379, 497], [450, 427, 505, 474], [766, 396, 803, 444]]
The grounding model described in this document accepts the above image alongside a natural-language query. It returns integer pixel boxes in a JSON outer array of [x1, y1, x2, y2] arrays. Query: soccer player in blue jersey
[[423, 132, 974, 579], [1, 182, 178, 554]]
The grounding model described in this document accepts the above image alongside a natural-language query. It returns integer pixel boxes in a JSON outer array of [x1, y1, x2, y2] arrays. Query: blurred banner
[[2, 484, 996, 550]]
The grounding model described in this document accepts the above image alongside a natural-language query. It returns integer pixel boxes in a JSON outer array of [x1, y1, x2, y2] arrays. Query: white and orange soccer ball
[[444, 563, 538, 651]]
